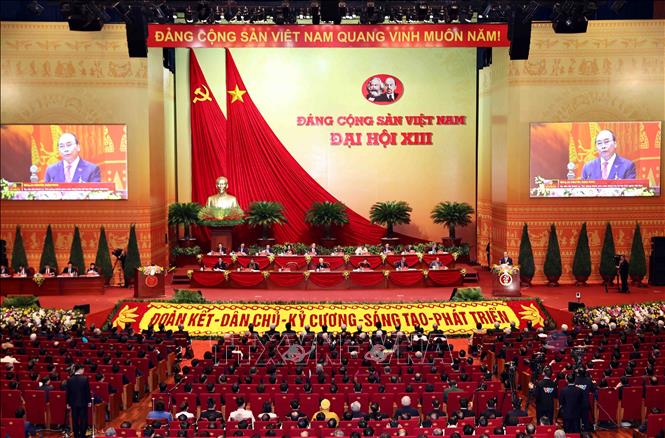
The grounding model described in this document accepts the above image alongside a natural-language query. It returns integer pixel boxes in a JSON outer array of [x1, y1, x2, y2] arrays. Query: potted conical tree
[[518, 224, 535, 287], [629, 223, 647, 286], [95, 226, 114, 283], [305, 201, 349, 247], [430, 201, 474, 247], [39, 224, 58, 274], [369, 201, 412, 245], [168, 202, 202, 247], [572, 223, 591, 286], [599, 223, 616, 285], [246, 201, 287, 246], [11, 225, 28, 273], [543, 224, 562, 286], [69, 225, 85, 275], [124, 224, 141, 288]]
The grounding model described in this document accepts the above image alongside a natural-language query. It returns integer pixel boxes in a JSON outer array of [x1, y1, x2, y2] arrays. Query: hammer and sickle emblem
[[192, 84, 212, 103]]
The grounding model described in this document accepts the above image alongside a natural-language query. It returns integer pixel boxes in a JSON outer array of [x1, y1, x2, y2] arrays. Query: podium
[[134, 271, 165, 298], [491, 265, 521, 297], [208, 226, 234, 254]]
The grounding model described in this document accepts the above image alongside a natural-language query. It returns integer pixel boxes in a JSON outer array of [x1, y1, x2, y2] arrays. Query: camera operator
[[618, 255, 630, 293], [574, 367, 596, 432], [529, 366, 557, 424]]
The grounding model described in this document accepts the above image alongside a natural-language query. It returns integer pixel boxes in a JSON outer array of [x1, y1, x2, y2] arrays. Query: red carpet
[[24, 268, 665, 329]]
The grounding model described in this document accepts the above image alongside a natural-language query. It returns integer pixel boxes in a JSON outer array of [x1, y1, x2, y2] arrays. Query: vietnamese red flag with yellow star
[[224, 49, 387, 244], [190, 50, 228, 206]]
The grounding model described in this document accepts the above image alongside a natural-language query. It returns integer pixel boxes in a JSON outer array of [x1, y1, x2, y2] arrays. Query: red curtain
[[189, 51, 229, 244], [321, 256, 346, 270], [191, 271, 226, 287], [349, 271, 385, 287], [273, 256, 308, 269], [229, 271, 265, 287], [388, 270, 424, 287], [308, 272, 345, 288], [269, 272, 305, 288], [224, 49, 387, 245], [428, 270, 463, 286]]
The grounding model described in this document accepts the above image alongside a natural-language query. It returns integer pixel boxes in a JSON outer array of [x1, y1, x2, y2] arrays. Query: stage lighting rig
[[184, 4, 195, 23], [311, 1, 321, 24], [27, 0, 45, 16]]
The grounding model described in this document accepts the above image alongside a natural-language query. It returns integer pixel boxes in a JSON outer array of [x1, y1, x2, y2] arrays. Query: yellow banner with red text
[[111, 300, 546, 336]]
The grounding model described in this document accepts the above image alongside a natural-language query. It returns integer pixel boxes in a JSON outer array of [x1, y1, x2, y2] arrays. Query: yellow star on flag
[[227, 85, 246, 103]]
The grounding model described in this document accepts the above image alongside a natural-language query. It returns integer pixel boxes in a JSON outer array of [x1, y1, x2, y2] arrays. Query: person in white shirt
[[175, 402, 195, 420], [228, 397, 255, 425]]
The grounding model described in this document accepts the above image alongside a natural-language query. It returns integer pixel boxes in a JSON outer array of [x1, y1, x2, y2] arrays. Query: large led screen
[[530, 121, 661, 197], [1, 124, 128, 200]]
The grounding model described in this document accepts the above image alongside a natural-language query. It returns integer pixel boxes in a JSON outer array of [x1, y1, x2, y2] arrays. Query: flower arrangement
[[138, 265, 169, 276], [573, 302, 665, 329], [491, 264, 520, 275], [172, 246, 202, 256], [198, 206, 245, 227], [0, 307, 85, 334], [32, 273, 45, 287]]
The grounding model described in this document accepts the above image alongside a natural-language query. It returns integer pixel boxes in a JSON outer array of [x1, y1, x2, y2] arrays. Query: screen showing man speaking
[[1, 124, 128, 200], [529, 121, 661, 198]]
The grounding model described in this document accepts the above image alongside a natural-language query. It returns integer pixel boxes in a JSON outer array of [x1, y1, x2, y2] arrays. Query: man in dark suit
[[44, 133, 101, 183], [213, 258, 228, 271], [619, 255, 630, 293], [315, 258, 329, 270], [530, 367, 557, 424], [66, 364, 91, 438], [575, 367, 596, 432], [62, 261, 78, 276], [394, 256, 409, 270], [499, 251, 513, 265], [559, 374, 584, 433], [384, 77, 400, 102], [581, 129, 636, 180], [40, 263, 55, 276]]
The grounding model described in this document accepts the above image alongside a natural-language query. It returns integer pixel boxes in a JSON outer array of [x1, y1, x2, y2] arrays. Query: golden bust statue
[[206, 176, 240, 209]]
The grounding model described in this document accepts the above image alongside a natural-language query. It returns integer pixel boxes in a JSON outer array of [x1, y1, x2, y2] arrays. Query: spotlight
[[27, 0, 44, 16], [522, 1, 540, 22]]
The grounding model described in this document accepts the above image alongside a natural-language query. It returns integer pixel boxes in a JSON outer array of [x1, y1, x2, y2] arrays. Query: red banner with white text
[[149, 24, 510, 48]]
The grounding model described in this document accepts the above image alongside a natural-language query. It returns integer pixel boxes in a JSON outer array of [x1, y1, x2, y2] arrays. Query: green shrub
[[543, 224, 562, 279], [629, 223, 647, 280], [572, 223, 591, 278], [171, 289, 207, 303], [10, 225, 28, 272], [39, 224, 58, 273], [599, 223, 616, 281], [450, 287, 483, 302], [2, 295, 40, 308], [518, 224, 535, 278]]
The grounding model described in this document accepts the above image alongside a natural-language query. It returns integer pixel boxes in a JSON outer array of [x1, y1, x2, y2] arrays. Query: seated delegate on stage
[[402, 244, 416, 254], [208, 243, 227, 255], [0, 265, 10, 276], [44, 132, 101, 183], [258, 244, 273, 255], [86, 263, 99, 276], [382, 243, 393, 254], [234, 243, 248, 255], [61, 261, 78, 276], [581, 129, 636, 180], [213, 258, 228, 271], [357, 259, 372, 271], [355, 244, 370, 256], [247, 259, 260, 271], [315, 258, 330, 271], [427, 243, 439, 254], [308, 243, 318, 255], [429, 257, 445, 270], [330, 245, 345, 256], [394, 256, 409, 270], [14, 265, 28, 277], [40, 263, 55, 277]]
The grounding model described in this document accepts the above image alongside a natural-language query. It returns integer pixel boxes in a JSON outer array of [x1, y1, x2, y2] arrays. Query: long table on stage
[[0, 276, 105, 296], [190, 268, 464, 290]]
